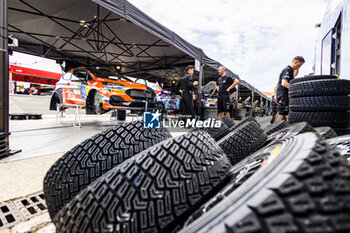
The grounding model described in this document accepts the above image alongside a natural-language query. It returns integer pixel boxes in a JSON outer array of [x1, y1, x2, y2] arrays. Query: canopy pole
[[0, 0, 9, 133], [196, 52, 204, 118], [197, 63, 203, 118], [235, 83, 239, 101], [251, 91, 254, 116]]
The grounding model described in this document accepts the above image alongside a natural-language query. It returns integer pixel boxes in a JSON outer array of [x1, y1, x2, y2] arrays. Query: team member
[[270, 96, 278, 123], [275, 56, 305, 122], [180, 65, 198, 118], [216, 66, 239, 117]]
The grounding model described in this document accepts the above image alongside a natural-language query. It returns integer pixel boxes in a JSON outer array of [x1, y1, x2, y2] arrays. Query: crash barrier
[[0, 132, 10, 159], [289, 75, 350, 135], [41, 115, 350, 233], [9, 113, 42, 120]]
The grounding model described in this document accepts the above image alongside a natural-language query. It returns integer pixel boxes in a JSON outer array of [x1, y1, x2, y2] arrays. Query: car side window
[[72, 69, 88, 81]]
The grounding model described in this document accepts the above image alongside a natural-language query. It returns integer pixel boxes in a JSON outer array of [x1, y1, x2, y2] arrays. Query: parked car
[[49, 67, 157, 114], [37, 86, 54, 96], [156, 82, 218, 116], [156, 89, 181, 114]]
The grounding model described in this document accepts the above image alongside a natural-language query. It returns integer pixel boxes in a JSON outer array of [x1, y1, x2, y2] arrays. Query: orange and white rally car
[[49, 67, 157, 114]]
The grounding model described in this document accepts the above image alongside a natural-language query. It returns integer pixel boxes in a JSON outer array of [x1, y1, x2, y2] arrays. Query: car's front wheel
[[94, 92, 104, 114], [86, 91, 108, 115]]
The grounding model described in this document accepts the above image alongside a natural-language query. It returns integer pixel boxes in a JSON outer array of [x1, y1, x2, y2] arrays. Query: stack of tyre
[[289, 75, 350, 135], [43, 117, 350, 233]]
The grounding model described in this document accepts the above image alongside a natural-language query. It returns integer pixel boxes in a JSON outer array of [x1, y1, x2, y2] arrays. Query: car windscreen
[[87, 68, 132, 82]]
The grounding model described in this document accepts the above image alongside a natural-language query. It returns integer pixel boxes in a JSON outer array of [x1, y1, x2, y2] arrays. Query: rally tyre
[[289, 111, 350, 128], [314, 126, 337, 139], [218, 120, 267, 165], [230, 116, 260, 131], [328, 134, 350, 160], [289, 96, 350, 112], [289, 74, 337, 85], [53, 131, 231, 233], [265, 122, 315, 146], [263, 120, 289, 135], [240, 116, 256, 125], [43, 121, 172, 218], [192, 119, 230, 141], [93, 91, 105, 114], [221, 116, 235, 128], [180, 132, 350, 233], [289, 79, 350, 98], [333, 128, 350, 136]]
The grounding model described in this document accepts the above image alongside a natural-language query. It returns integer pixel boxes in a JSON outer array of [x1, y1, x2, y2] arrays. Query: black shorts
[[277, 95, 289, 115], [218, 94, 231, 113]]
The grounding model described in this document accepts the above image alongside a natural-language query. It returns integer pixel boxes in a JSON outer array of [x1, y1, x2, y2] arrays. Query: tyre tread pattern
[[290, 75, 337, 85], [289, 96, 350, 112], [181, 136, 350, 233], [192, 119, 230, 141], [218, 121, 267, 165], [221, 116, 235, 128], [43, 121, 172, 218], [289, 111, 350, 128], [53, 131, 231, 233], [314, 126, 337, 139], [263, 121, 289, 135], [289, 79, 350, 98]]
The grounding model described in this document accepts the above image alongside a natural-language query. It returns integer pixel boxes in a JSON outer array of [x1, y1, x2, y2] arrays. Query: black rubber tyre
[[240, 116, 256, 125], [53, 131, 231, 233], [333, 128, 350, 136], [289, 79, 350, 98], [218, 120, 267, 165], [289, 96, 350, 112], [263, 120, 289, 135], [265, 122, 315, 146], [290, 74, 337, 85], [314, 126, 337, 139], [328, 135, 350, 161], [180, 132, 350, 233], [289, 111, 350, 128], [221, 116, 235, 128], [43, 121, 172, 218], [230, 117, 260, 131], [183, 138, 275, 228], [192, 119, 230, 141]]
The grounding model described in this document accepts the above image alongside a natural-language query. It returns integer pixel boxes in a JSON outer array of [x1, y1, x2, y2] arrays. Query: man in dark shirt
[[270, 96, 278, 123], [276, 56, 305, 121], [180, 65, 198, 118], [216, 66, 240, 117]]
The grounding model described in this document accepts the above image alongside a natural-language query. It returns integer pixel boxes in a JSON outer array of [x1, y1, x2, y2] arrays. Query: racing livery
[[49, 67, 157, 114]]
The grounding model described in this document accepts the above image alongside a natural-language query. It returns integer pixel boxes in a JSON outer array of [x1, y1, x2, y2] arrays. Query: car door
[[66, 69, 89, 106], [56, 72, 73, 106]]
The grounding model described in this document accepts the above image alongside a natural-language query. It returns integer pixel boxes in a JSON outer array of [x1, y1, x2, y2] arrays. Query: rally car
[[49, 67, 157, 114]]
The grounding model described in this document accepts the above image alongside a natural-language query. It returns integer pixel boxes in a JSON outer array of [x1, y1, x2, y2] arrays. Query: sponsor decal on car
[[111, 89, 125, 95]]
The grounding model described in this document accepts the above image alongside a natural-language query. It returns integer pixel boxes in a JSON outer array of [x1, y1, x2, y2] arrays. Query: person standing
[[275, 56, 305, 122], [270, 96, 278, 123], [180, 65, 198, 119], [216, 66, 239, 117]]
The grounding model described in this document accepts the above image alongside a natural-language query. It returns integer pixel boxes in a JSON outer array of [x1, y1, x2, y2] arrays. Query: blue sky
[[11, 0, 329, 92]]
